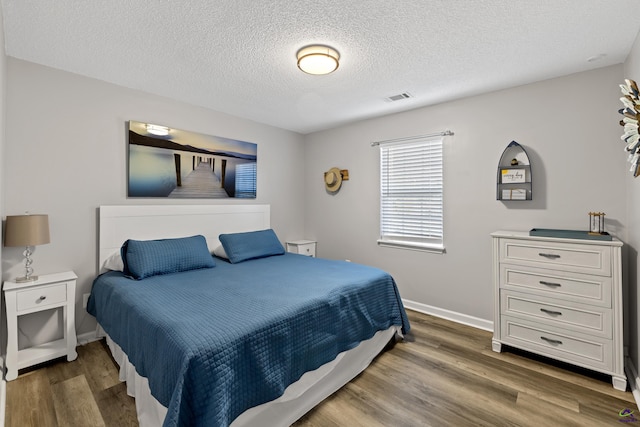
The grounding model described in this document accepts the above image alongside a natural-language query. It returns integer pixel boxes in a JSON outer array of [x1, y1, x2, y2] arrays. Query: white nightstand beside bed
[[286, 239, 317, 257], [4, 271, 78, 381]]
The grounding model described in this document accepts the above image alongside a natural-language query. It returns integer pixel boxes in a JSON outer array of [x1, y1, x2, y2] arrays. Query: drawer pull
[[539, 280, 562, 288], [38, 296, 47, 301], [540, 308, 562, 316], [538, 253, 561, 259], [540, 336, 563, 345]]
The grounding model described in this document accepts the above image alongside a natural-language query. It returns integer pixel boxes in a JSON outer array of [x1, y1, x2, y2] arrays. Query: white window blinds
[[378, 136, 444, 252]]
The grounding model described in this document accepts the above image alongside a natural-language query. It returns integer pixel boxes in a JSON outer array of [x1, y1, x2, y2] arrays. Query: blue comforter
[[88, 253, 409, 427]]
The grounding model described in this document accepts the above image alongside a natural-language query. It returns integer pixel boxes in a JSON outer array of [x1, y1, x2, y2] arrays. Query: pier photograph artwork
[[127, 121, 257, 198]]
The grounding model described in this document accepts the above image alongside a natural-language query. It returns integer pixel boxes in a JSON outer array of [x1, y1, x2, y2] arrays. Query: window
[[378, 135, 444, 252]]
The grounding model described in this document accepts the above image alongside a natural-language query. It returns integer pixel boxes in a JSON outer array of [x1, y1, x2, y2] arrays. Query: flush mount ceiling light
[[297, 45, 340, 75], [146, 124, 170, 136]]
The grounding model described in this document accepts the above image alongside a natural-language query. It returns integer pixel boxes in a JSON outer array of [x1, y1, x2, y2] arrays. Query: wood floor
[[6, 309, 638, 426]]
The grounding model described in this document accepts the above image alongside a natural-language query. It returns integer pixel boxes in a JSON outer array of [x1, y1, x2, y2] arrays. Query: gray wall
[[0, 54, 633, 359], [3, 59, 306, 337], [624, 29, 640, 389], [303, 65, 627, 325]]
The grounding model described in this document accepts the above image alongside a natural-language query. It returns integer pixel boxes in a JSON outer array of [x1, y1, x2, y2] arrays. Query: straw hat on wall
[[324, 167, 349, 193]]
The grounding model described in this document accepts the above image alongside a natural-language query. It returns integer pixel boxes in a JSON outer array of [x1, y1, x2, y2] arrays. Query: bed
[[87, 205, 410, 427]]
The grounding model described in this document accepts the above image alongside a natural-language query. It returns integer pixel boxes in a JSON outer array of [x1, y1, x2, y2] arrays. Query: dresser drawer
[[500, 316, 612, 372], [501, 291, 612, 338], [500, 265, 611, 307], [500, 239, 611, 276], [16, 283, 67, 312]]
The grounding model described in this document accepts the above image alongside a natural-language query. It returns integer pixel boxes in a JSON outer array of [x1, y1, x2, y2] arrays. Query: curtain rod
[[370, 130, 454, 147]]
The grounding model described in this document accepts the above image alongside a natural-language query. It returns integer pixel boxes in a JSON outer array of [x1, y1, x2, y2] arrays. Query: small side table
[[4, 271, 78, 381], [286, 240, 317, 257]]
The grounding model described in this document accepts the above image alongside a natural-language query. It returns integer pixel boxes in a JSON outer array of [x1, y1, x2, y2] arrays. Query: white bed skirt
[[101, 325, 401, 427]]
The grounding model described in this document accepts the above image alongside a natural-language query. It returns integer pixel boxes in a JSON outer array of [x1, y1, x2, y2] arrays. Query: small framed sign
[[501, 168, 526, 183]]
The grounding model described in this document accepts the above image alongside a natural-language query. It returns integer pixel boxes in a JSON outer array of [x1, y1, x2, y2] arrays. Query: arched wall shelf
[[496, 141, 532, 201]]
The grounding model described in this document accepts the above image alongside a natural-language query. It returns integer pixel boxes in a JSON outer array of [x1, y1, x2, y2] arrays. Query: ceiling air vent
[[385, 92, 413, 102]]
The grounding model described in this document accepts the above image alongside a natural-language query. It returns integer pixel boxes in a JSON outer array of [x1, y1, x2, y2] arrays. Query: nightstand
[[286, 240, 317, 257], [4, 271, 78, 381]]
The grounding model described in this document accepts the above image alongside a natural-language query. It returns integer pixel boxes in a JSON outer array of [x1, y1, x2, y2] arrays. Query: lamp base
[[15, 275, 38, 283]]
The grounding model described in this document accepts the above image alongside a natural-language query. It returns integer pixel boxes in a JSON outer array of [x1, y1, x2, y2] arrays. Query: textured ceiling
[[2, 1, 640, 134]]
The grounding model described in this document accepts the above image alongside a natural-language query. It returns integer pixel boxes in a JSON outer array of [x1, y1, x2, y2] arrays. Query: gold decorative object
[[588, 212, 606, 235]]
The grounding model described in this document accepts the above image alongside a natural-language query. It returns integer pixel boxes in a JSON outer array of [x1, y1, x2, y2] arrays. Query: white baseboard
[[402, 299, 493, 332], [77, 330, 101, 346], [625, 357, 640, 409]]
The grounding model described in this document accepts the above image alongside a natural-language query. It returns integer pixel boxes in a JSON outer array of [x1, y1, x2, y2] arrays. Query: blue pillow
[[219, 229, 285, 264], [121, 235, 215, 280]]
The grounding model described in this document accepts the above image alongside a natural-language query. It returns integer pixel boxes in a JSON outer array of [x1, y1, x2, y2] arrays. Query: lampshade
[[297, 45, 340, 75], [4, 214, 50, 247]]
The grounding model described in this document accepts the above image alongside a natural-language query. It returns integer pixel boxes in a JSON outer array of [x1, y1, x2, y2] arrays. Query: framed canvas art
[[127, 121, 257, 198]]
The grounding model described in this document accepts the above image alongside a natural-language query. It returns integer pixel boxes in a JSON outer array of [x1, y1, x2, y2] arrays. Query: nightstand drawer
[[295, 243, 315, 257], [500, 265, 611, 307], [16, 283, 67, 312], [501, 316, 611, 371], [500, 239, 611, 276], [501, 291, 611, 338]]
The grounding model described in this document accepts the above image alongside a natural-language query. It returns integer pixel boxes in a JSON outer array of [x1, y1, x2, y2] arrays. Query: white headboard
[[98, 204, 270, 270]]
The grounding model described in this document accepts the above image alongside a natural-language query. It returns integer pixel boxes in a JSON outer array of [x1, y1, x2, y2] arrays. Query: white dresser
[[491, 231, 626, 390]]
